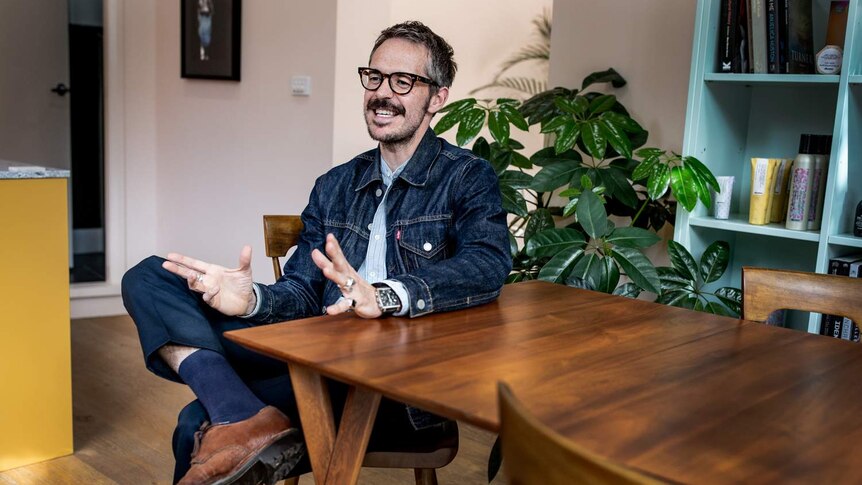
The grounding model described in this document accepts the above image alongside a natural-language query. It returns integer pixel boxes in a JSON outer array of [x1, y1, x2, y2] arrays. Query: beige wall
[[120, 0, 337, 284], [548, 0, 697, 268], [549, 0, 696, 152], [332, 0, 552, 165]]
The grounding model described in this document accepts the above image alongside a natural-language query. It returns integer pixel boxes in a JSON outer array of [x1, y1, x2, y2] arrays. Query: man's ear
[[427, 86, 449, 115]]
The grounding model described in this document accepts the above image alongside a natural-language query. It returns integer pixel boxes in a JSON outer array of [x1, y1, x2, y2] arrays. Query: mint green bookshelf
[[675, 0, 862, 333]]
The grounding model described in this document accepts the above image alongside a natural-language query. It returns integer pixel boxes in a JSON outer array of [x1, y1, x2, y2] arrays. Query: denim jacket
[[251, 127, 511, 324]]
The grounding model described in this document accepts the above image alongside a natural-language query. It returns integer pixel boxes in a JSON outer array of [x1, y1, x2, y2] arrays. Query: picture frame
[[181, 0, 242, 81]]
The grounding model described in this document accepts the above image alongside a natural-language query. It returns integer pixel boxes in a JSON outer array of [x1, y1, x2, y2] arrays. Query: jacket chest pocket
[[396, 218, 451, 272]]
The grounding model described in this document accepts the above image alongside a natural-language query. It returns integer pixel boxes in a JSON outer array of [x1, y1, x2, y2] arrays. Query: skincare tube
[[785, 156, 814, 230], [768, 159, 793, 223], [749, 158, 779, 225], [713, 176, 734, 219]]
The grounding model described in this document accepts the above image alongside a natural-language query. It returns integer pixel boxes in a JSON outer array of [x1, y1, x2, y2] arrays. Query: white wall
[[332, 0, 552, 165]]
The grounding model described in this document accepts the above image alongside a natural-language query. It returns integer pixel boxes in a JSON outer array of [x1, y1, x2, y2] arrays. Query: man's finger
[[238, 245, 252, 269], [326, 298, 354, 315], [324, 234, 351, 272], [311, 248, 333, 272], [163, 260, 200, 281], [165, 253, 210, 273]]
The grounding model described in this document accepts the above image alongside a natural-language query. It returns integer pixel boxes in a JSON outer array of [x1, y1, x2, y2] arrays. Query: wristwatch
[[372, 282, 402, 315]]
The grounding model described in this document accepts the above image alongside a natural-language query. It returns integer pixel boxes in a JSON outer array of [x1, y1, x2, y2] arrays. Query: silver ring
[[196, 273, 204, 284], [342, 277, 355, 292]]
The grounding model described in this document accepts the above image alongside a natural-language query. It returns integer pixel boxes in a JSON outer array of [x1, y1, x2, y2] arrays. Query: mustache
[[366, 98, 405, 115]]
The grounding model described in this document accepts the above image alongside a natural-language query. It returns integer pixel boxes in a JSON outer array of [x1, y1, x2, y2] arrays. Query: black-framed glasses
[[358, 67, 438, 95]]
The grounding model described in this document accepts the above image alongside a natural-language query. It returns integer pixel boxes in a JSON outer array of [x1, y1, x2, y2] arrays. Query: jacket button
[[367, 223, 373, 231], [375, 188, 383, 197], [423, 242, 432, 252], [417, 299, 426, 310]]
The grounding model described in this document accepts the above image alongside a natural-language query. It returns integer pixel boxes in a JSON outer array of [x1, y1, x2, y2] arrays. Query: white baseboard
[[70, 282, 125, 318]]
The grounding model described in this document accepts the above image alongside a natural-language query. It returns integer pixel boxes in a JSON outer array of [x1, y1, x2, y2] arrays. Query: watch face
[[378, 288, 399, 307]]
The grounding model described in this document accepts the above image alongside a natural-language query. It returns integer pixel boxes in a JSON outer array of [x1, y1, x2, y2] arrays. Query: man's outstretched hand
[[312, 234, 382, 319], [162, 245, 256, 316]]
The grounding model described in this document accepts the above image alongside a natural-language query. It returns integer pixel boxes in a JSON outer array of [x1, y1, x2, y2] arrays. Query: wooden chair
[[497, 382, 666, 485], [263, 215, 459, 485], [741, 266, 862, 324]]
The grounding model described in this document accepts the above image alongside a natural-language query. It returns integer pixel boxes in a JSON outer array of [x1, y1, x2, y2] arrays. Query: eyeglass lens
[[360, 70, 416, 94]]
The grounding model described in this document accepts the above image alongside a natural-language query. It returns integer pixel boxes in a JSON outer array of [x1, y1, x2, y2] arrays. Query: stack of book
[[717, 0, 828, 74], [820, 254, 862, 341]]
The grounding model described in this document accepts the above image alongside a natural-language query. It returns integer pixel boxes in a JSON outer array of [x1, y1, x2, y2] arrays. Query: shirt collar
[[355, 128, 442, 191]]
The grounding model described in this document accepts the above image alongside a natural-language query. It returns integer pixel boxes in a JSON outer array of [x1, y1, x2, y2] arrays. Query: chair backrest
[[742, 266, 862, 324], [262, 215, 303, 280], [497, 382, 665, 485]]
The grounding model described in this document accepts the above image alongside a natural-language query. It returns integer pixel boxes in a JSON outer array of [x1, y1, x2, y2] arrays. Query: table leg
[[289, 364, 336, 485], [289, 365, 382, 485]]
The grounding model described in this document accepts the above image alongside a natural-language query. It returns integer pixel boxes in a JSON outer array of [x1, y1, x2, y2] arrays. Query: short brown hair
[[370, 21, 457, 89]]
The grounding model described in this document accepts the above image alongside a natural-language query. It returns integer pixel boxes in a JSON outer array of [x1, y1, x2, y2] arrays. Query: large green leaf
[[433, 109, 463, 135], [683, 156, 720, 192], [705, 301, 735, 317], [471, 137, 491, 160], [670, 165, 699, 212], [530, 160, 582, 192], [611, 246, 660, 294], [487, 110, 510, 146], [715, 287, 742, 315], [554, 121, 580, 154], [530, 146, 582, 167], [456, 108, 486, 147], [499, 184, 528, 218], [657, 289, 698, 308], [500, 103, 529, 131], [554, 97, 580, 115], [580, 120, 607, 160], [575, 189, 608, 240], [686, 160, 712, 208], [647, 164, 671, 200], [569, 253, 604, 289], [667, 240, 698, 282], [589, 94, 617, 115], [581, 68, 627, 91], [699, 241, 730, 284], [606, 226, 661, 249], [631, 155, 660, 181], [594, 256, 621, 293], [598, 167, 639, 208], [657, 267, 694, 292], [525, 228, 586, 258], [511, 151, 532, 169], [635, 147, 664, 158], [537, 246, 585, 283], [525, 208, 555, 242], [599, 117, 632, 160], [508, 232, 519, 259], [541, 114, 571, 133], [438, 97, 476, 113], [498, 170, 533, 190], [612, 282, 641, 298]]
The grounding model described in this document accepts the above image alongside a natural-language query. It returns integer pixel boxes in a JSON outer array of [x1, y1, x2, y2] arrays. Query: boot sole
[[212, 428, 305, 485]]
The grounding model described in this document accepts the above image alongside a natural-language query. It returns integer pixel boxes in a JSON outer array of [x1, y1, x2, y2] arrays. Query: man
[[122, 21, 510, 485]]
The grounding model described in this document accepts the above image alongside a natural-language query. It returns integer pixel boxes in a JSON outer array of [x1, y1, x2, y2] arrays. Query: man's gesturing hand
[[311, 234, 382, 318], [162, 245, 256, 316]]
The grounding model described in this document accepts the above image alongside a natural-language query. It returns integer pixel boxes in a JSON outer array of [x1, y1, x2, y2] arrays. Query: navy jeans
[[122, 256, 422, 483]]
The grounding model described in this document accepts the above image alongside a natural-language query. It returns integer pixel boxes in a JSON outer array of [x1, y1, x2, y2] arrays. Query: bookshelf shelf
[[829, 234, 862, 249], [688, 214, 821, 241], [704, 73, 841, 85], [676, 0, 861, 335]]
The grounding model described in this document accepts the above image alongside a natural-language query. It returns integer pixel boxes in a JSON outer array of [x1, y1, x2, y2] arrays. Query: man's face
[[364, 38, 435, 146]]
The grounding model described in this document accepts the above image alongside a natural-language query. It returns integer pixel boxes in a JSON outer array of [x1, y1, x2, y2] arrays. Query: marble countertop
[[0, 160, 70, 179]]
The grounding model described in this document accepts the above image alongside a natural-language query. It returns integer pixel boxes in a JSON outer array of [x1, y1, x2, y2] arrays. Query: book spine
[[779, 0, 789, 73], [844, 261, 862, 341], [736, 0, 749, 73], [787, 0, 815, 74], [719, 0, 734, 72], [751, 0, 768, 73], [766, 0, 779, 73]]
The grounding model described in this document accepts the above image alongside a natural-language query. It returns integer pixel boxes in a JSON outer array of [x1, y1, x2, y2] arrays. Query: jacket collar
[[355, 128, 441, 191]]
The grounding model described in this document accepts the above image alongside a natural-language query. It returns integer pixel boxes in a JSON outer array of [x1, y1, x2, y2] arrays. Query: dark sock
[[177, 349, 266, 424]]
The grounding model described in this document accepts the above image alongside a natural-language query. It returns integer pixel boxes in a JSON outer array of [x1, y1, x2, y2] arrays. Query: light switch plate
[[291, 75, 312, 96]]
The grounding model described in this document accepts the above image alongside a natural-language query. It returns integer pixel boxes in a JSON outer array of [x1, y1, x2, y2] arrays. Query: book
[[840, 260, 862, 341], [786, 0, 814, 73], [778, 0, 789, 72], [820, 254, 862, 336], [767, 0, 780, 72], [736, 0, 749, 72], [718, 0, 740, 72], [825, 1, 850, 48], [750, 0, 768, 73]]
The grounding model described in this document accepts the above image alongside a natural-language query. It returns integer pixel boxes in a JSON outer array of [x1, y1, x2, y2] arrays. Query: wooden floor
[[0, 316, 506, 485]]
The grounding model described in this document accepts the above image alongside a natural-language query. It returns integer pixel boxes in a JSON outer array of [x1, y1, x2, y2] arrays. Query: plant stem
[[629, 198, 649, 227]]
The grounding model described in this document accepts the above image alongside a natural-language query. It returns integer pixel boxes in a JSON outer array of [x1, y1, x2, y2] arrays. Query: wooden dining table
[[225, 280, 862, 484]]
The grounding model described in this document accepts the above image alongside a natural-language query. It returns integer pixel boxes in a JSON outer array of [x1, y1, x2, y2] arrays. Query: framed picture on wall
[[181, 0, 241, 80]]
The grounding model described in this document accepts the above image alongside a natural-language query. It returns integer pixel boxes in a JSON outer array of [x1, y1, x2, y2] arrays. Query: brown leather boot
[[178, 406, 302, 485]]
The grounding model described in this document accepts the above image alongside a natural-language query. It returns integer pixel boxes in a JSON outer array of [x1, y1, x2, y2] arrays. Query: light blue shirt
[[356, 156, 410, 315]]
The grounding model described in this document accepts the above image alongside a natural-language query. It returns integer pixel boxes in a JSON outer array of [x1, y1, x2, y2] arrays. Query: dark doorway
[[68, 1, 105, 283]]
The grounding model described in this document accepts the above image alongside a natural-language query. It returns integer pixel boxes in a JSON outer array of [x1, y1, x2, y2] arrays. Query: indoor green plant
[[435, 69, 742, 313]]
